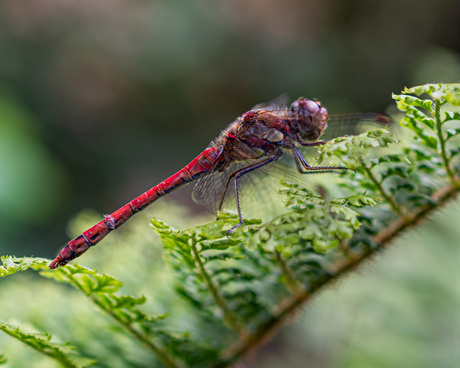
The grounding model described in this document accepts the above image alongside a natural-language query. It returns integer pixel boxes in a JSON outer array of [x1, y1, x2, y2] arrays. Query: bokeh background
[[0, 1, 459, 367], [1, 0, 459, 257]]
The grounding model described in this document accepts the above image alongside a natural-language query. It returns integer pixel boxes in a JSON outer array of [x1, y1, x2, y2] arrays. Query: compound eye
[[298, 99, 320, 115]]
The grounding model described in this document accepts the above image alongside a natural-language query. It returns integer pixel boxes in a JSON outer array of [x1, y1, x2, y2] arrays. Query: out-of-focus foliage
[[0, 97, 66, 247], [0, 85, 458, 367], [0, 319, 94, 368]]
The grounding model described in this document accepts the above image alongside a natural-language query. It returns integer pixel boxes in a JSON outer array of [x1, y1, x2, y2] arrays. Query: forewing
[[320, 113, 392, 141], [296, 112, 394, 168]]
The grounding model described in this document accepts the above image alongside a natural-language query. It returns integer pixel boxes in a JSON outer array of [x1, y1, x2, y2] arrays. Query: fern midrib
[[190, 242, 247, 335]]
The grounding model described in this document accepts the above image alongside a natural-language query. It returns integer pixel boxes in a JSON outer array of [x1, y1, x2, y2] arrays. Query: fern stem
[[369, 178, 459, 245], [360, 160, 405, 216], [65, 274, 182, 368], [190, 243, 245, 335], [93, 297, 181, 368], [273, 250, 304, 294], [434, 100, 455, 183]]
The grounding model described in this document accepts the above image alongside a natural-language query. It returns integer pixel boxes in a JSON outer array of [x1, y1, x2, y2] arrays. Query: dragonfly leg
[[224, 152, 282, 234], [292, 146, 349, 173], [297, 139, 327, 147]]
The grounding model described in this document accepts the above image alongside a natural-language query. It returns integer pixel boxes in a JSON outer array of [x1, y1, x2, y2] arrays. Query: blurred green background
[[0, 1, 459, 367], [1, 0, 459, 258]]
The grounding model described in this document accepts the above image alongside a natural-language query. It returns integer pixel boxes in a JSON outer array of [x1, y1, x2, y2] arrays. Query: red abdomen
[[49, 147, 221, 269]]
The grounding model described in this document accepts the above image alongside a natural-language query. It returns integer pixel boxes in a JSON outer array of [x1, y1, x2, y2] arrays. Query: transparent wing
[[226, 152, 345, 221], [250, 94, 289, 111], [191, 150, 343, 222], [320, 112, 392, 141], [298, 112, 394, 168]]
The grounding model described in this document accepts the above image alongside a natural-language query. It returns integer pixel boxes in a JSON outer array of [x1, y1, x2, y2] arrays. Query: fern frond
[[0, 321, 95, 368]]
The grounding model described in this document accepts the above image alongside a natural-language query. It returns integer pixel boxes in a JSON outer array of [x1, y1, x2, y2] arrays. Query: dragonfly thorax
[[289, 98, 328, 142]]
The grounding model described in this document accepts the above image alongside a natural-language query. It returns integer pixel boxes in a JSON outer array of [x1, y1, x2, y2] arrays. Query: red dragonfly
[[50, 97, 390, 269]]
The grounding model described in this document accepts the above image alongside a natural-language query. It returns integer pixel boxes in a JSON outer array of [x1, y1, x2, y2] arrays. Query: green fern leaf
[[0, 321, 95, 368]]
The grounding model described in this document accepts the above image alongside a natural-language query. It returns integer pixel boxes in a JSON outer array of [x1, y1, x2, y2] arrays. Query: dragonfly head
[[289, 99, 328, 141]]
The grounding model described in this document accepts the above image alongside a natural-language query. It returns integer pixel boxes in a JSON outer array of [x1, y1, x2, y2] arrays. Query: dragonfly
[[49, 97, 390, 269]]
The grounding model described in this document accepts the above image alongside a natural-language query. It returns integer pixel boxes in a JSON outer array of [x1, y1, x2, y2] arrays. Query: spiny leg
[[296, 139, 327, 147], [292, 146, 349, 173], [216, 170, 237, 215]]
